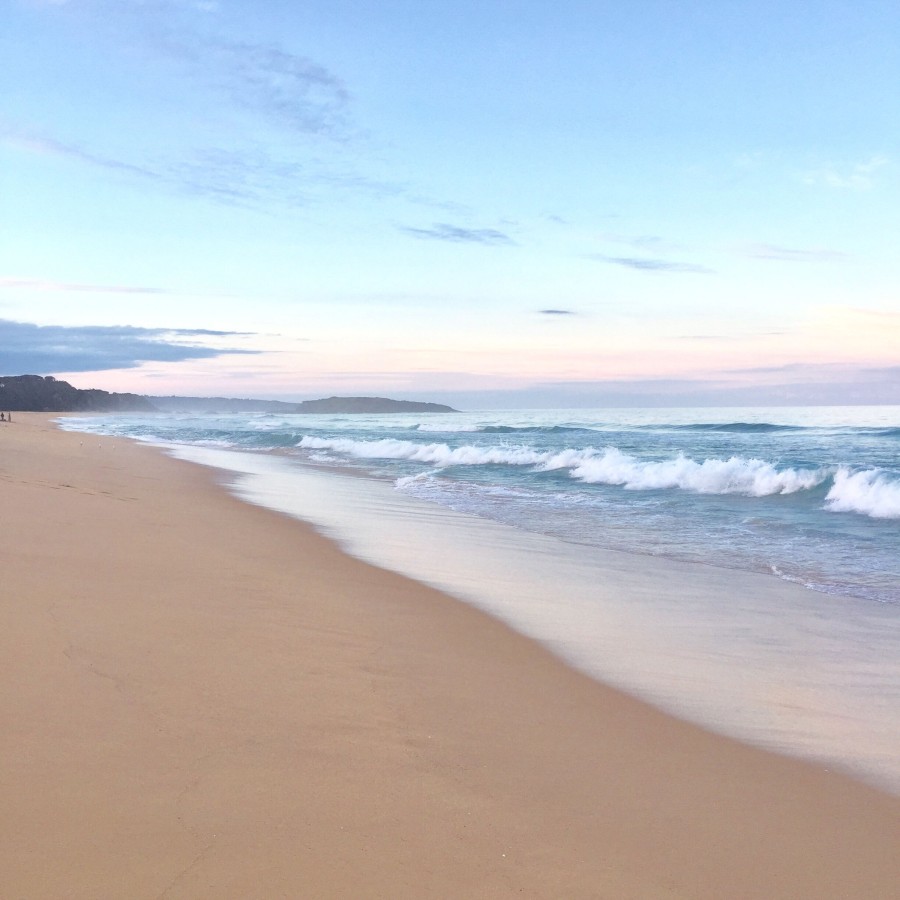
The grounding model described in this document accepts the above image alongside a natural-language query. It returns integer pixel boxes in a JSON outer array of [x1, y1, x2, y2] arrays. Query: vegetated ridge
[[148, 394, 457, 413], [0, 375, 155, 412], [0, 375, 457, 414]]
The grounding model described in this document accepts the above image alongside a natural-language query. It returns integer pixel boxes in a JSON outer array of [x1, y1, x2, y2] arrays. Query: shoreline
[[161, 440, 900, 795], [2, 414, 898, 898]]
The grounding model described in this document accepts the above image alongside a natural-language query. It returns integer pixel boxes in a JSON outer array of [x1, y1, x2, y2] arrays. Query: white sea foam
[[567, 449, 827, 496], [394, 472, 433, 489], [535, 447, 596, 470], [300, 437, 829, 498], [298, 436, 547, 466], [414, 422, 480, 432], [825, 468, 900, 519]]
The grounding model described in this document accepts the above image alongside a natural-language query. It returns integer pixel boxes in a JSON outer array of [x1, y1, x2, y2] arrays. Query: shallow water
[[64, 406, 900, 604], [61, 408, 900, 793]]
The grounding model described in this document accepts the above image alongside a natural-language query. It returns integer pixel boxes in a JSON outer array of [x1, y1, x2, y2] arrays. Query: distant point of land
[[147, 394, 457, 414], [293, 396, 456, 414], [0, 375, 154, 413], [0, 375, 458, 414]]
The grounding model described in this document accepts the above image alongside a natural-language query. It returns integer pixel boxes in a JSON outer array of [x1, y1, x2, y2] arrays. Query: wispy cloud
[[162, 146, 304, 207], [11, 1, 359, 206], [0, 276, 165, 294], [0, 319, 259, 375], [742, 243, 847, 262], [1, 131, 162, 181], [590, 254, 712, 274], [167, 146, 408, 208], [5, 8, 441, 215], [803, 155, 888, 190], [3, 123, 407, 211], [15, 1, 477, 218], [210, 40, 350, 138], [149, 22, 353, 140], [599, 233, 684, 254], [400, 223, 516, 246], [539, 308, 576, 316], [3, 127, 269, 209]]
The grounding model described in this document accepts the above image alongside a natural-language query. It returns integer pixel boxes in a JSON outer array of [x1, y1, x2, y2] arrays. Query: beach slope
[[1, 415, 897, 898]]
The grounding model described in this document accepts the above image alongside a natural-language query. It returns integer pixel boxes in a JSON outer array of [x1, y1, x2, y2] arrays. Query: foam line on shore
[[164, 443, 900, 795]]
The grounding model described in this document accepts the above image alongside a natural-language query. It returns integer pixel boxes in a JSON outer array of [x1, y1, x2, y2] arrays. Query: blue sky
[[2, 0, 898, 406]]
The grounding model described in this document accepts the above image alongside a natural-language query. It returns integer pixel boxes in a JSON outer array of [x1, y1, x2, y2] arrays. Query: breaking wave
[[413, 423, 595, 435], [298, 436, 547, 466], [475, 425, 596, 434], [297, 436, 830, 498], [413, 422, 481, 433], [825, 468, 900, 519], [547, 449, 827, 496]]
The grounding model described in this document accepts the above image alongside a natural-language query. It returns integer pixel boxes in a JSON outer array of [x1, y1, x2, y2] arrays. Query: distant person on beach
[[1, 413, 5, 422]]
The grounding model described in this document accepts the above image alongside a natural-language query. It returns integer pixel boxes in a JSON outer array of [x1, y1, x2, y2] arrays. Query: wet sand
[[1, 414, 898, 898]]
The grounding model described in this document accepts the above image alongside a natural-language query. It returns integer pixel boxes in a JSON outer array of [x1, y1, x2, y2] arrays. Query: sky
[[2, 0, 899, 408]]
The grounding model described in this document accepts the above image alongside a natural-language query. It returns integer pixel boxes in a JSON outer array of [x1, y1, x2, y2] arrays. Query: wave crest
[[561, 448, 826, 496], [298, 436, 546, 466], [825, 468, 900, 519], [298, 436, 830, 498]]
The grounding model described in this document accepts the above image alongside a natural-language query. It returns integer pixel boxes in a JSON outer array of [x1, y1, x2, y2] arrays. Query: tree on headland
[[0, 375, 156, 412]]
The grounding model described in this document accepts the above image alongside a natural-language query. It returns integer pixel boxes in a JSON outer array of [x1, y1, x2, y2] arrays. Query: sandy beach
[[1, 414, 898, 899]]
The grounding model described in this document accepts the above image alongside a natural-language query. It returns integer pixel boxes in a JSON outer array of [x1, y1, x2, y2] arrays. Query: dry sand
[[1, 413, 898, 899]]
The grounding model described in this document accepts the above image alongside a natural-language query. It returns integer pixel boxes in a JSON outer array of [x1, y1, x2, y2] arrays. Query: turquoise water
[[65, 406, 900, 604], [61, 407, 900, 791]]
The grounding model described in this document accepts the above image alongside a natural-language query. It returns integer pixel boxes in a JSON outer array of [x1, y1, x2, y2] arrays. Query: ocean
[[61, 406, 900, 792]]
